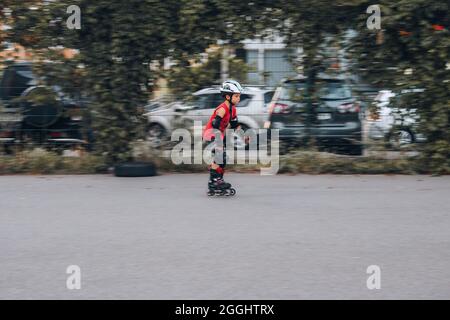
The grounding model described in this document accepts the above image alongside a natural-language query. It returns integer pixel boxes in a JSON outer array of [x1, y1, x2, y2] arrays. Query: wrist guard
[[230, 117, 239, 129]]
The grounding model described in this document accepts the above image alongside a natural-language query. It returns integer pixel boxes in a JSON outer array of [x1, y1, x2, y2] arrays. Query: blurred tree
[[3, 0, 278, 164], [269, 1, 362, 142], [5, 0, 447, 173], [347, 0, 449, 174], [277, 0, 449, 173]]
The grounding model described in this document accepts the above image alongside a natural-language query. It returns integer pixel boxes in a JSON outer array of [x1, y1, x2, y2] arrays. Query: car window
[[279, 82, 306, 102], [193, 93, 253, 109], [237, 94, 252, 108], [208, 93, 252, 108], [0, 66, 35, 100], [192, 93, 223, 110], [210, 93, 224, 109], [264, 91, 275, 104], [315, 80, 352, 100], [191, 94, 210, 109]]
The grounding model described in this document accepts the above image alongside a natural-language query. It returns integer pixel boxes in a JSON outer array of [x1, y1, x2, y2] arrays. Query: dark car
[[0, 62, 90, 153], [267, 74, 363, 155]]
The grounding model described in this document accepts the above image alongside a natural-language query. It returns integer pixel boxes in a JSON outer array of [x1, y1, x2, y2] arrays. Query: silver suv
[[144, 86, 274, 149]]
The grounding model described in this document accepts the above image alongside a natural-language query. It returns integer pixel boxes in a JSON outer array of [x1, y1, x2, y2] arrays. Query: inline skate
[[207, 177, 236, 197]]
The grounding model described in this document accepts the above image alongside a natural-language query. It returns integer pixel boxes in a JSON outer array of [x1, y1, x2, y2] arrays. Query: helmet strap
[[226, 94, 233, 114]]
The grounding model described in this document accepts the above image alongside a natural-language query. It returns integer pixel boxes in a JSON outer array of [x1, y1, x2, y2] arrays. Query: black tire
[[347, 144, 364, 156], [114, 162, 157, 177], [2, 144, 14, 155]]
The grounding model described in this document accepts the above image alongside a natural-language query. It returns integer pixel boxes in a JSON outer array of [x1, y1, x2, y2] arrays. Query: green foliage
[[348, 0, 449, 174], [3, 0, 448, 174], [278, 151, 426, 175], [0, 146, 440, 175], [277, 0, 449, 174], [3, 1, 277, 165], [0, 150, 108, 175]]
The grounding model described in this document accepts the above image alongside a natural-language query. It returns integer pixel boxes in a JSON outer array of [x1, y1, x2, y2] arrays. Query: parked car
[[266, 74, 363, 155], [144, 86, 275, 149], [366, 89, 426, 149], [0, 62, 89, 153], [143, 97, 175, 113]]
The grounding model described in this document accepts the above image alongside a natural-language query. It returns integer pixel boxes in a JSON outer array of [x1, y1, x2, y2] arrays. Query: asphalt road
[[1, 173, 450, 299]]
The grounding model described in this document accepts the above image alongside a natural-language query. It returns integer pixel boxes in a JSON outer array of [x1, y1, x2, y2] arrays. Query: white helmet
[[220, 79, 244, 95]]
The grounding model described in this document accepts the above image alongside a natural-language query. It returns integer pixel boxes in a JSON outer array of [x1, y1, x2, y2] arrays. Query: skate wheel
[[229, 188, 236, 196], [207, 190, 215, 196]]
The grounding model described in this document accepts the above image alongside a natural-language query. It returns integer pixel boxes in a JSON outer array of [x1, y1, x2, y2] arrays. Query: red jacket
[[203, 102, 237, 141]]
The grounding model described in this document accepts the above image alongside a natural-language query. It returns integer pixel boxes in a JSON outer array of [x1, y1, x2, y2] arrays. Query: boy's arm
[[212, 107, 226, 129], [216, 107, 226, 118], [230, 116, 239, 129], [229, 118, 248, 143], [229, 112, 248, 142]]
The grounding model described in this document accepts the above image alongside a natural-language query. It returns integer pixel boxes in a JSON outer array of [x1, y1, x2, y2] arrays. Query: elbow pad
[[230, 117, 239, 129], [212, 115, 222, 129]]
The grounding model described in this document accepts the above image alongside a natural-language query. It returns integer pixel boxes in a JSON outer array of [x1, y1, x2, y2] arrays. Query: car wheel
[[388, 128, 414, 149], [146, 124, 167, 149]]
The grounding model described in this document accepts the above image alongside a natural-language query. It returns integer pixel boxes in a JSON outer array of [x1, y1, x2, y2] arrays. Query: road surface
[[1, 173, 450, 299]]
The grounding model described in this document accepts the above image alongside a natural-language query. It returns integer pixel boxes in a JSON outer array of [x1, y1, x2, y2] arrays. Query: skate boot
[[207, 169, 236, 197]]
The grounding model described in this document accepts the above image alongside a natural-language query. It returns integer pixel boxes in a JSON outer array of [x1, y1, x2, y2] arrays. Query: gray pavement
[[1, 173, 450, 299]]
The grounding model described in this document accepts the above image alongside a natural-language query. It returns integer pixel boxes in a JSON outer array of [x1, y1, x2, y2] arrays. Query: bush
[[0, 143, 445, 176], [0, 149, 108, 175], [278, 150, 424, 175]]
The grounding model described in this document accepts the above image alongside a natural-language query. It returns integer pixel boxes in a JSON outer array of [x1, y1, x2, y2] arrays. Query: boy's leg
[[218, 149, 226, 178], [210, 146, 224, 180], [208, 139, 228, 188], [218, 136, 227, 178]]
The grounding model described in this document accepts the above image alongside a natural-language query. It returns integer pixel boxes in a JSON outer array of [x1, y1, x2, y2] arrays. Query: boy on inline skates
[[202, 80, 244, 196]]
